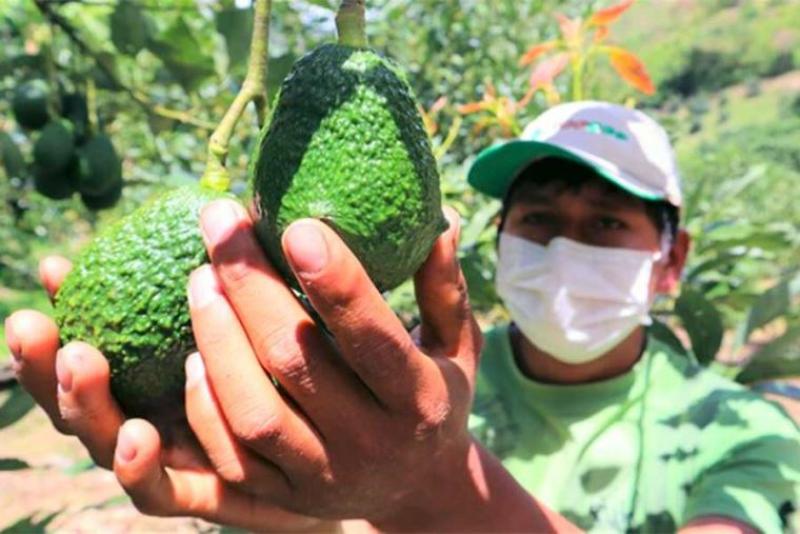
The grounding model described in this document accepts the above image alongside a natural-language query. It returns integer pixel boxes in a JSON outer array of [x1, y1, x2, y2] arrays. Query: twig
[[33, 0, 216, 131], [201, 0, 271, 192]]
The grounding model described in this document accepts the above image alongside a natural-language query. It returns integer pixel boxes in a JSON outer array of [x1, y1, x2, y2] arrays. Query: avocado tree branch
[[33, 0, 215, 131], [201, 0, 271, 192]]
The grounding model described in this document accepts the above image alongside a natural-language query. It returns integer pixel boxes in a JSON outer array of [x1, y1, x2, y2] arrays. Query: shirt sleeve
[[682, 400, 800, 533]]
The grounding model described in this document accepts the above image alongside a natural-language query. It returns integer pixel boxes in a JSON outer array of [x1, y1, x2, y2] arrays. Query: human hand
[[5, 256, 336, 532], [186, 200, 484, 529]]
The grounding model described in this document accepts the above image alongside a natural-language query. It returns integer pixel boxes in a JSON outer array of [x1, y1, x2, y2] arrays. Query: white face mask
[[496, 233, 666, 365]]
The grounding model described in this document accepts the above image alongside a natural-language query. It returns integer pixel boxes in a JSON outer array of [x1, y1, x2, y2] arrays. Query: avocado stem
[[201, 0, 272, 193], [336, 0, 368, 48]]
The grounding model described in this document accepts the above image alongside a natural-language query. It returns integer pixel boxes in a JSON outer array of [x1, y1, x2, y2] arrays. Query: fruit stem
[[336, 0, 368, 48], [201, 0, 272, 193]]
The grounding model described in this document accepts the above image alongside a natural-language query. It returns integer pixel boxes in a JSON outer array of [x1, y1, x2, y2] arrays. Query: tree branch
[[33, 0, 216, 131], [201, 0, 271, 192]]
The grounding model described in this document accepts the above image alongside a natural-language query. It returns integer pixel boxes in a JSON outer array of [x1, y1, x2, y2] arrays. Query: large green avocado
[[252, 43, 447, 292], [12, 79, 50, 130], [55, 186, 227, 416]]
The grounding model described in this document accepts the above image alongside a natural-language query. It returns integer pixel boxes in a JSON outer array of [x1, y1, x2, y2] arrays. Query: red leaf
[[588, 0, 636, 27], [519, 41, 558, 67], [457, 102, 486, 115], [529, 52, 570, 89], [607, 46, 655, 95], [594, 25, 610, 43], [430, 96, 448, 115], [556, 13, 581, 43]]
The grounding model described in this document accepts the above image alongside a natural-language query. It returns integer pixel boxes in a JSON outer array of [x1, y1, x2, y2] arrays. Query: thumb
[[414, 207, 481, 366]]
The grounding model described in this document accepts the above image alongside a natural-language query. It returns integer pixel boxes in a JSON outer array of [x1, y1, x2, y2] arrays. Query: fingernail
[[284, 222, 329, 274], [4, 317, 21, 362], [56, 348, 77, 394], [185, 352, 205, 388], [200, 200, 242, 246], [188, 266, 221, 309], [116, 429, 137, 464]]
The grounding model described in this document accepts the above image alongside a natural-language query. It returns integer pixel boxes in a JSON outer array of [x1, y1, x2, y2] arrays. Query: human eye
[[522, 211, 555, 226], [596, 215, 627, 231]]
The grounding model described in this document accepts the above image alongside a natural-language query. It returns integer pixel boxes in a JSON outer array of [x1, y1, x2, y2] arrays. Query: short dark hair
[[499, 157, 680, 239]]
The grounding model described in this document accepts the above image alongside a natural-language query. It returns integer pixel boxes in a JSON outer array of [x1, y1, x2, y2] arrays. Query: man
[[5, 101, 799, 532]]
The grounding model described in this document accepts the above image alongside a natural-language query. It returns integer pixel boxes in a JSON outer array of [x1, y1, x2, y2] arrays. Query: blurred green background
[[0, 0, 799, 528]]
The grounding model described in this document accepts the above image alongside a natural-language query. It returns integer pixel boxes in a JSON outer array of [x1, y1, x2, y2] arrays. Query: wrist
[[370, 438, 561, 532]]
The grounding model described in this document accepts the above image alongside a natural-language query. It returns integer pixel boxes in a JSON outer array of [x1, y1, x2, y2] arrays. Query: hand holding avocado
[[182, 199, 485, 527], [7, 256, 332, 532]]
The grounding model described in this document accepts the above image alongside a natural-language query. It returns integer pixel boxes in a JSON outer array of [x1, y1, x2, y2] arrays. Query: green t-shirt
[[469, 325, 800, 533]]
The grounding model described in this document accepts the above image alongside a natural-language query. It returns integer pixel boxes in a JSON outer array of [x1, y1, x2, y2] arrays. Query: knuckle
[[232, 408, 283, 448], [413, 400, 451, 441], [129, 493, 168, 517], [217, 257, 252, 288]]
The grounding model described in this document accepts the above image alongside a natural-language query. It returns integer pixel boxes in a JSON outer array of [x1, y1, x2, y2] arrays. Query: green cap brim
[[467, 140, 663, 202]]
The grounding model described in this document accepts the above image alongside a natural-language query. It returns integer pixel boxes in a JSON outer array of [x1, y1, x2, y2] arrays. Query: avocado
[[0, 131, 26, 180], [33, 160, 76, 200], [54, 185, 227, 417], [81, 179, 123, 211], [252, 11, 447, 292], [60, 92, 90, 144], [75, 134, 122, 196], [12, 79, 50, 130], [33, 120, 75, 173], [110, 0, 150, 56]]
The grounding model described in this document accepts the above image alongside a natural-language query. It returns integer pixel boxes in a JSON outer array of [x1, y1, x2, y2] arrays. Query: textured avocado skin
[[55, 186, 226, 416], [253, 44, 448, 292]]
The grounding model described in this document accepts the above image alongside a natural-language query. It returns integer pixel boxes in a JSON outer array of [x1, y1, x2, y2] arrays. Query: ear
[[654, 229, 690, 295]]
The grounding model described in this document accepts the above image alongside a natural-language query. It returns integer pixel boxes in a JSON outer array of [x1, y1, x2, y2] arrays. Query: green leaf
[[675, 288, 724, 365], [110, 0, 151, 56], [0, 458, 29, 471], [0, 132, 26, 180], [0, 511, 59, 534], [460, 201, 500, 249], [737, 280, 791, 346], [146, 17, 216, 91], [62, 457, 96, 476], [735, 327, 800, 383], [216, 7, 253, 70], [0, 385, 35, 430], [649, 319, 691, 360]]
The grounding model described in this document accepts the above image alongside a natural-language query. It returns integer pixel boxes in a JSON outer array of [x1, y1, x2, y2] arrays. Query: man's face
[[501, 174, 689, 297]]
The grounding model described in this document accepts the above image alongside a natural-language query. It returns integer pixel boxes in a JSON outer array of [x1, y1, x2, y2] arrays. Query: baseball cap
[[467, 101, 683, 207]]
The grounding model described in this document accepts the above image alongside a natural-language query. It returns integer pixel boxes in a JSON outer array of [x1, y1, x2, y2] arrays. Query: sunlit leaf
[[606, 46, 655, 95], [147, 17, 216, 91], [588, 0, 636, 27], [735, 327, 800, 383], [529, 52, 569, 89], [519, 41, 558, 67], [739, 280, 792, 344]]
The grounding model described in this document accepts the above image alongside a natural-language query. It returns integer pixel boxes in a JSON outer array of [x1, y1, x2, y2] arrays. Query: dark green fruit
[[33, 121, 75, 173], [60, 92, 90, 144], [0, 131, 26, 180], [81, 180, 123, 211], [33, 161, 76, 200], [12, 79, 50, 130], [54, 185, 228, 416], [110, 0, 150, 56], [252, 43, 447, 292], [76, 134, 122, 196]]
